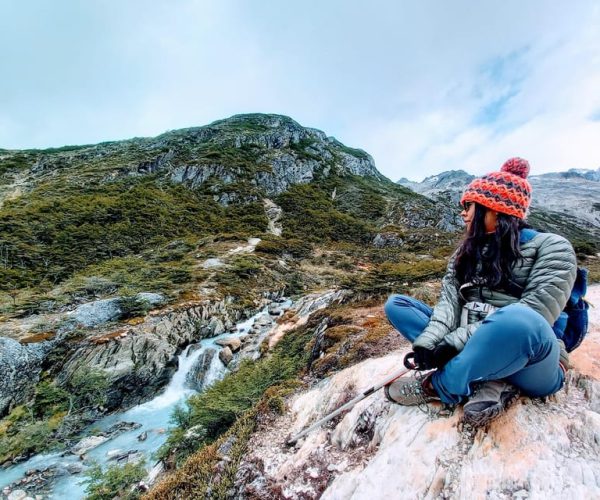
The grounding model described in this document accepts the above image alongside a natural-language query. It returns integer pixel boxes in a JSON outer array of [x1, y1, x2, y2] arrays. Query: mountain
[[398, 167, 600, 253], [0, 113, 465, 305]]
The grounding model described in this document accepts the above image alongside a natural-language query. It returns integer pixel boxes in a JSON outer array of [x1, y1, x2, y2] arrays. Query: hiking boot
[[462, 380, 519, 427], [384, 372, 440, 406]]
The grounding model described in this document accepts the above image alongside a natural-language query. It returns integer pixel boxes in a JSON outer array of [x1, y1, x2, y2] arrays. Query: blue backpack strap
[[519, 228, 538, 244]]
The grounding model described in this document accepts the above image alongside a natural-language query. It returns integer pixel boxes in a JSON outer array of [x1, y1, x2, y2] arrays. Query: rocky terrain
[[227, 285, 600, 500]]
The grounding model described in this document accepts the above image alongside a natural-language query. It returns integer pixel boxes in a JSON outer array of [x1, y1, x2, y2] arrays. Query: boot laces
[[411, 369, 455, 419]]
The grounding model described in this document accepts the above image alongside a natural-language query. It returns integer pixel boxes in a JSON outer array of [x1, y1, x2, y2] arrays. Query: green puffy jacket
[[413, 231, 577, 352]]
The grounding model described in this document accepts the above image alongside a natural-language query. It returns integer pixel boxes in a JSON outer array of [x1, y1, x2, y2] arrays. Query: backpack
[[519, 228, 590, 352], [553, 267, 590, 352]]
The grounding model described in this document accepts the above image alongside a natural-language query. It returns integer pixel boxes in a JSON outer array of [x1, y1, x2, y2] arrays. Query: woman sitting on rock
[[384, 158, 577, 426]]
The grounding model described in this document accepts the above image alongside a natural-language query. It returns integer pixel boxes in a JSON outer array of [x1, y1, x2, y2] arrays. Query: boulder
[[70, 435, 108, 455], [254, 316, 272, 327], [106, 449, 126, 460], [215, 337, 242, 352], [7, 490, 27, 500], [219, 347, 233, 366], [0, 337, 52, 416], [208, 317, 225, 335], [70, 298, 121, 327], [105, 421, 142, 437], [135, 292, 165, 307]]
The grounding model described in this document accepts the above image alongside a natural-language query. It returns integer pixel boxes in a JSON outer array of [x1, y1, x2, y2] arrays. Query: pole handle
[[404, 351, 418, 370]]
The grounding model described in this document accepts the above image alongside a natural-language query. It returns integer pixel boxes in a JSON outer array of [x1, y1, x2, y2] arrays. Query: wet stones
[[215, 337, 241, 352], [219, 347, 233, 366], [69, 421, 142, 455]]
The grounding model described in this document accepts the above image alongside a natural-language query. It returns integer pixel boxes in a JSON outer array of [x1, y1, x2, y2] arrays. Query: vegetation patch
[[82, 460, 147, 500], [145, 410, 257, 500], [0, 369, 109, 464], [343, 257, 447, 296]]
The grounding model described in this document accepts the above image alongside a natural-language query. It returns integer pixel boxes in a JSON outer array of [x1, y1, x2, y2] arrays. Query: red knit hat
[[460, 157, 532, 219]]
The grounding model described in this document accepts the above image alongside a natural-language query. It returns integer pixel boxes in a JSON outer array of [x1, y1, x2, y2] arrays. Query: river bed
[[0, 300, 291, 499]]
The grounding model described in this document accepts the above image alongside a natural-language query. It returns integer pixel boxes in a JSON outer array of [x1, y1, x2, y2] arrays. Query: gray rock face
[[0, 337, 53, 416], [70, 298, 121, 327], [56, 297, 248, 409], [69, 292, 166, 327], [372, 232, 404, 248], [162, 114, 385, 200], [386, 197, 463, 232], [135, 292, 166, 306]]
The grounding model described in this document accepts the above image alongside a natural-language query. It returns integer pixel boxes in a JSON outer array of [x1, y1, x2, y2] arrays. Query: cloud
[[1, 0, 599, 181], [353, 3, 600, 180]]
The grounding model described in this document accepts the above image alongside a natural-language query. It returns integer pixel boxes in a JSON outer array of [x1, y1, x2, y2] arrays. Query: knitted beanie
[[460, 157, 532, 219]]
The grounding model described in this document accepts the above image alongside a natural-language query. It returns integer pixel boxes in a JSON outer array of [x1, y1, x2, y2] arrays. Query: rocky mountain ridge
[[0, 114, 385, 208], [398, 168, 600, 246]]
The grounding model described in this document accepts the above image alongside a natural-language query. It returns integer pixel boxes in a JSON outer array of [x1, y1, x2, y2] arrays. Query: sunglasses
[[461, 201, 474, 211]]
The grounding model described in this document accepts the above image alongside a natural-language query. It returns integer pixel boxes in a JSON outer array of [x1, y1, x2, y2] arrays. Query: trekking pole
[[286, 352, 418, 446]]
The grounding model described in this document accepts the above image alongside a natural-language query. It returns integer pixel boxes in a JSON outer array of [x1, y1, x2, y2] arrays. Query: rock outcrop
[[186, 348, 218, 391], [56, 296, 250, 409], [0, 338, 54, 415], [234, 286, 600, 499], [69, 292, 166, 327], [166, 115, 385, 200]]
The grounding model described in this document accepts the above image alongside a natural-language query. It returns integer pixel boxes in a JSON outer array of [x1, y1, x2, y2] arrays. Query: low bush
[[82, 460, 147, 500]]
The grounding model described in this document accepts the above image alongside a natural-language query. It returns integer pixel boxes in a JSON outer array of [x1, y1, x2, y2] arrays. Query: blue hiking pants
[[384, 294, 564, 405]]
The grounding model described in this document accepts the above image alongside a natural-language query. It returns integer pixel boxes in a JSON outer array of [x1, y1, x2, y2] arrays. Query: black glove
[[432, 343, 459, 368], [413, 346, 436, 370]]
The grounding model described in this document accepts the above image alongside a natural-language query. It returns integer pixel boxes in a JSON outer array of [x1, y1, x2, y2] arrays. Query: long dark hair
[[454, 203, 525, 288]]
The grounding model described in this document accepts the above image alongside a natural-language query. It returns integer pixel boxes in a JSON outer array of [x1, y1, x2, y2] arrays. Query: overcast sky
[[1, 1, 599, 181]]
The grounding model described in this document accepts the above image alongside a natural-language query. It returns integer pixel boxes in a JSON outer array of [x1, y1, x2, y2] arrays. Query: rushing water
[[0, 301, 291, 499]]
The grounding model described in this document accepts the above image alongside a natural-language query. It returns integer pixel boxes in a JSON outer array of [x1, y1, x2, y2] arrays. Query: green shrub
[[32, 382, 70, 419], [277, 183, 374, 243], [81, 461, 146, 500], [344, 258, 447, 296], [0, 419, 55, 463], [0, 179, 268, 293], [66, 369, 110, 412], [117, 296, 152, 320]]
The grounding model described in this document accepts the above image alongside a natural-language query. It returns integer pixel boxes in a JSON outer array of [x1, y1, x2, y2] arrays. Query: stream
[[0, 299, 292, 499]]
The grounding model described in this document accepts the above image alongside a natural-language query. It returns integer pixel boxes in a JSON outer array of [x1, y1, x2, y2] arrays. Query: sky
[[1, 1, 600, 181]]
